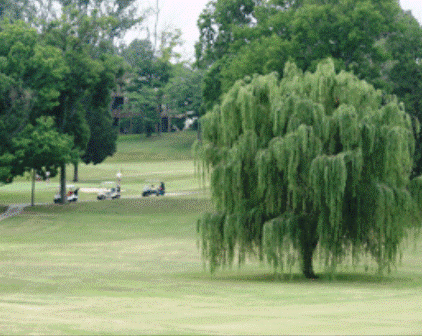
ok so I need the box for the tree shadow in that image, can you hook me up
[192,269,422,286]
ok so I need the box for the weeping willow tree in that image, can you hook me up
[196,58,422,279]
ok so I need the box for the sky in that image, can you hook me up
[127,0,422,62]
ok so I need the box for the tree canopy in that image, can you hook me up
[39,4,128,184]
[196,0,422,173]
[196,58,422,278]
[163,63,204,117]
[0,20,68,183]
[13,116,76,179]
[0,5,128,195]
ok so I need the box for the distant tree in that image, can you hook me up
[163,64,204,117]
[32,1,141,181]
[197,59,421,278]
[0,0,36,21]
[80,55,124,165]
[0,20,68,184]
[12,117,76,205]
[195,0,258,68]
[121,38,172,136]
[35,0,145,44]
[40,5,131,183]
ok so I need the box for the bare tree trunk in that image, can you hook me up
[154,0,159,51]
[31,169,35,207]
[73,162,78,182]
[60,163,66,205]
[197,119,201,140]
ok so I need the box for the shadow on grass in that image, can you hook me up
[190,269,422,286]
[24,197,214,216]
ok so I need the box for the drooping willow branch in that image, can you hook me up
[196,58,421,277]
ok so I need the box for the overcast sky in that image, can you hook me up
[127,0,422,62]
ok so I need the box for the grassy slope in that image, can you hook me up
[0,131,421,334]
[107,132,197,162]
[0,131,204,205]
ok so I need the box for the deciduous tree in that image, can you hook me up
[0,20,68,184]
[12,116,76,205]
[163,63,204,118]
[197,0,422,175]
[196,59,421,278]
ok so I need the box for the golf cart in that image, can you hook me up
[54,185,79,203]
[97,181,121,200]
[142,181,165,197]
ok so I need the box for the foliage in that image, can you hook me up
[163,63,204,117]
[0,0,36,21]
[195,0,258,68]
[12,116,76,178]
[35,0,144,44]
[196,0,422,175]
[120,38,172,136]
[81,53,122,165]
[196,59,421,278]
[40,8,127,171]
[0,20,68,183]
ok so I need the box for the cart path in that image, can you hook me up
[0,204,28,221]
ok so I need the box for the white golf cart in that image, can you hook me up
[53,185,79,203]
[97,181,121,200]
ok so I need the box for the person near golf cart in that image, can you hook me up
[142,181,165,196]
[54,185,79,203]
[158,182,165,195]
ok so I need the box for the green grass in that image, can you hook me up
[107,131,198,162]
[0,131,206,206]
[0,199,421,335]
[1,131,422,334]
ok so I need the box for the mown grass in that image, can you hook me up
[0,198,421,335]
[106,131,198,162]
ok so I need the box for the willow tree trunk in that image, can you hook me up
[73,162,78,182]
[60,163,66,204]
[301,239,319,279]
[299,216,319,279]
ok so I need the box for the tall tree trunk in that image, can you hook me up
[60,163,66,205]
[73,162,78,182]
[154,0,159,51]
[31,169,35,207]
[197,119,202,140]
